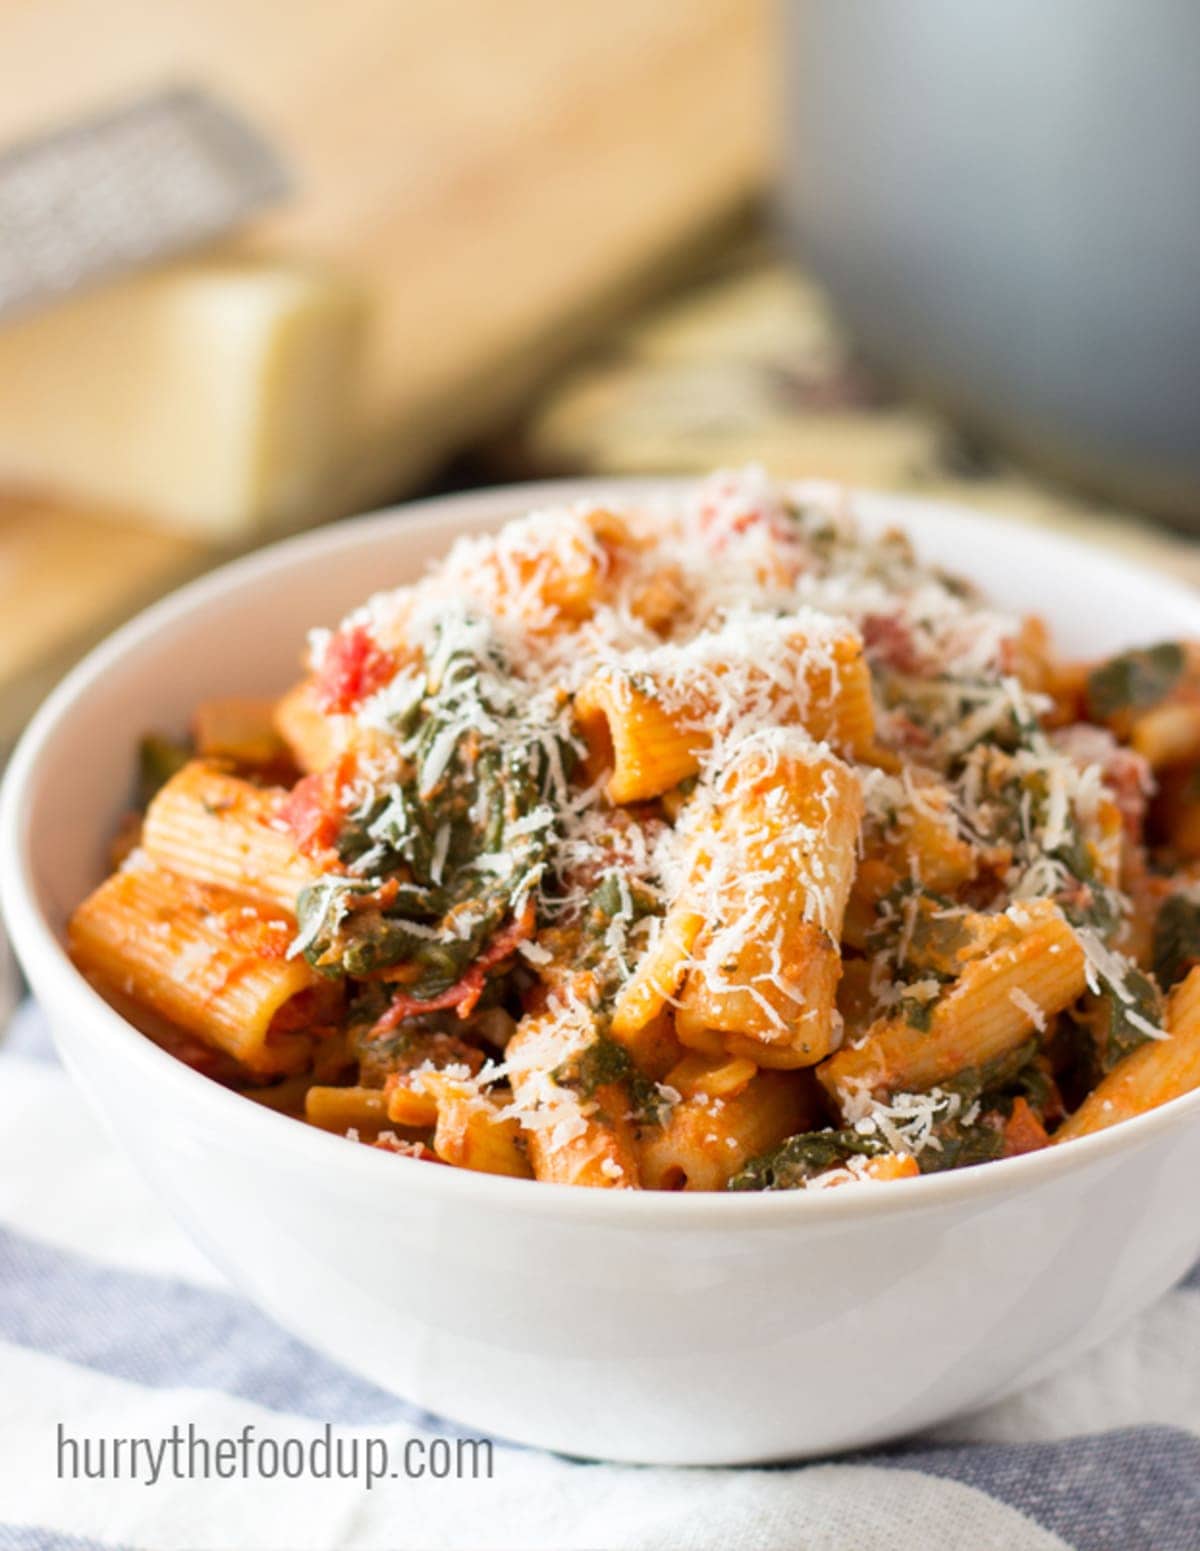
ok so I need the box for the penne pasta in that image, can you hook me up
[384,1070,532,1178]
[428,1079,531,1179]
[876,778,977,895]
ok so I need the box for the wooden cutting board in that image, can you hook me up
[0,0,768,741]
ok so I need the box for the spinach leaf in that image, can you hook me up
[137,733,192,808]
[940,1038,1040,1109]
[1153,894,1200,992]
[728,1130,889,1192]
[553,1035,669,1127]
[917,1040,1048,1173]
[1086,642,1184,721]
[302,613,576,1002]
[575,870,660,987]
[899,995,935,1032]
[1049,820,1123,938]
[915,1112,1006,1173]
[867,880,969,980]
[1089,967,1163,1075]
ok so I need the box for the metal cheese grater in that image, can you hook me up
[0,83,290,320]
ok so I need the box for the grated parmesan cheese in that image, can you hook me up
[1008,986,1047,1033]
[274,466,1169,1187]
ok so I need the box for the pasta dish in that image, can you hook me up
[69,470,1200,1190]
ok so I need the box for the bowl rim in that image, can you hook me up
[5,475,1200,1229]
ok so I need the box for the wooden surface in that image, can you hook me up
[0,0,768,508]
[0,494,211,741]
[0,1,768,741]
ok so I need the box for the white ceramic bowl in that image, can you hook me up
[4,481,1200,1467]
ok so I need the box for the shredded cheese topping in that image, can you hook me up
[86,465,1191,1193]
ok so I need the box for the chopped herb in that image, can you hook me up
[137,733,191,808]
[340,915,438,978]
[915,1039,1046,1173]
[940,1038,1040,1108]
[986,767,1122,938]
[728,1130,889,1191]
[733,1045,1047,1188]
[868,881,968,980]
[867,883,970,1030]
[299,613,575,1002]
[1153,894,1200,991]
[916,1111,1006,1173]
[900,995,935,1032]
[1086,642,1184,721]
[1049,821,1120,935]
[993,701,1042,755]
[562,1035,632,1094]
[1088,968,1163,1075]
[585,871,644,930]
[576,870,660,986]
[553,1035,670,1127]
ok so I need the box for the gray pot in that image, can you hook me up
[780,0,1200,525]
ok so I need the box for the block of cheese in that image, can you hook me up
[0,258,364,537]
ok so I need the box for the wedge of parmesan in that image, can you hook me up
[0,257,364,537]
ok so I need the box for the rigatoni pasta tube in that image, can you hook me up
[412,1073,532,1179]
[192,696,288,767]
[1054,966,1200,1141]
[503,1008,640,1188]
[876,777,976,895]
[305,1084,389,1133]
[274,678,348,774]
[1152,767,1200,859]
[69,859,334,1075]
[819,901,1086,1107]
[610,897,706,1052]
[1131,703,1200,769]
[142,761,313,913]
[639,1070,815,1191]
[460,510,611,631]
[573,624,874,804]
[858,1154,922,1182]
[675,737,863,1067]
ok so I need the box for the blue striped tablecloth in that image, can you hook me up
[1,999,1198,1551]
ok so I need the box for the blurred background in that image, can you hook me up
[1,0,1199,751]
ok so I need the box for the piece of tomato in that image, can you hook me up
[314,625,395,714]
